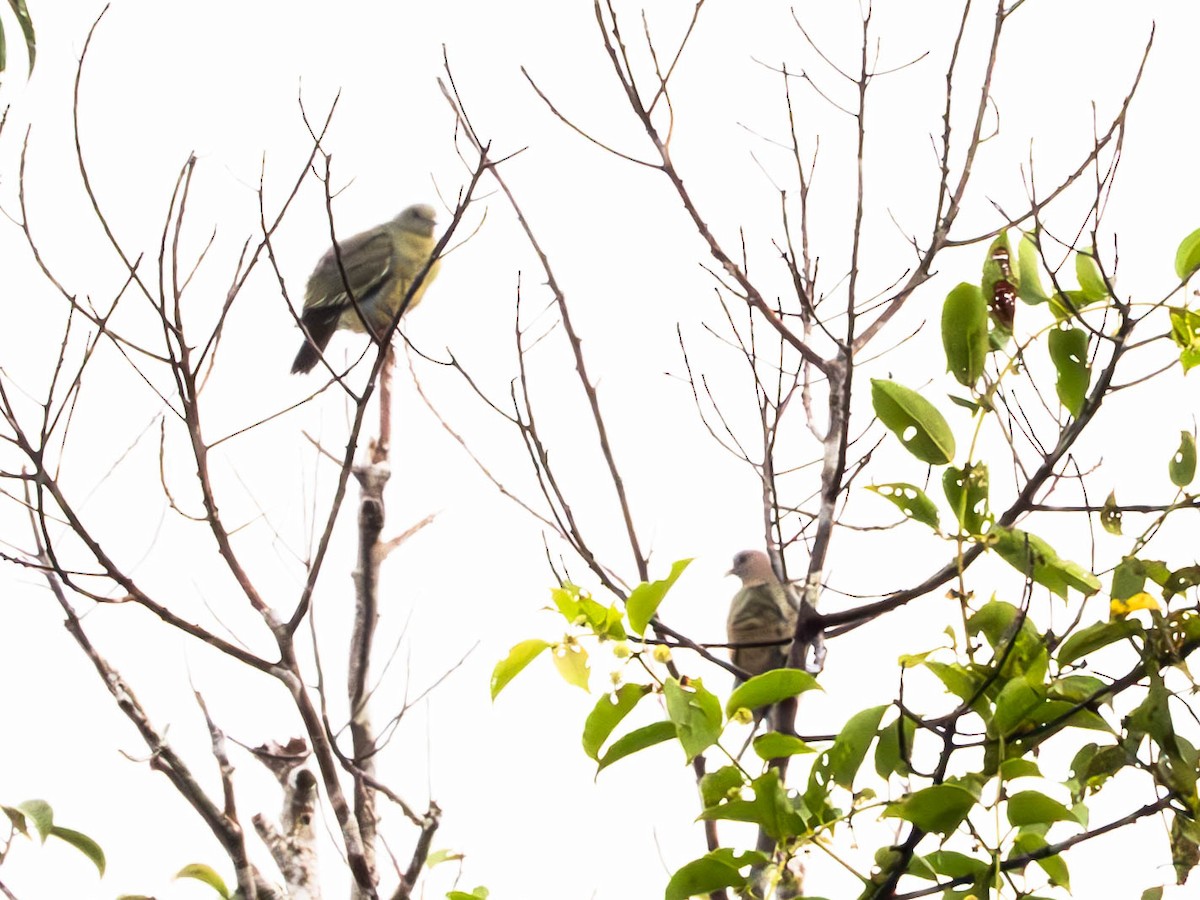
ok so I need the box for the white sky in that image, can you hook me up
[2,1,1200,898]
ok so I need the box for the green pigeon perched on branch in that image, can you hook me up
[726,549,800,683]
[291,203,442,374]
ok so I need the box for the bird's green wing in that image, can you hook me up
[304,227,395,310]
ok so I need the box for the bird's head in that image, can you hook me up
[395,204,438,236]
[727,549,775,586]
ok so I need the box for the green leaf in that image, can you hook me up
[447,889,489,900]
[1000,758,1042,780]
[871,379,956,465]
[50,826,105,877]
[16,800,52,841]
[1100,491,1122,535]
[699,766,746,809]
[1166,566,1200,600]
[552,640,590,691]
[1056,619,1142,666]
[1170,432,1197,487]
[1176,227,1200,280]
[1006,790,1080,828]
[664,677,723,762]
[1075,248,1109,302]
[1169,307,1200,373]
[826,705,888,790]
[626,558,692,636]
[425,849,463,869]
[700,770,806,838]
[725,668,820,718]
[909,850,989,880]
[1012,832,1070,889]
[753,732,816,761]
[1141,887,1165,900]
[925,660,984,701]
[490,639,551,699]
[1113,557,1153,602]
[988,526,1101,598]
[596,721,676,772]
[1018,233,1049,304]
[968,599,1046,680]
[942,282,989,387]
[665,849,768,900]
[993,677,1042,737]
[582,684,652,760]
[883,784,976,835]
[875,714,917,779]
[1048,327,1090,417]
[948,393,990,414]
[1047,674,1108,705]
[867,483,940,530]
[175,863,232,899]
[943,463,989,535]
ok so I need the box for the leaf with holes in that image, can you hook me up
[867,483,940,531]
[1101,491,1122,535]
[1048,326,1090,417]
[943,463,989,535]
[871,380,955,465]
[1170,432,1196,487]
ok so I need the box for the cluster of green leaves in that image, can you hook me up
[858,232,1200,896]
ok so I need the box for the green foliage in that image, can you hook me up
[941,282,989,387]
[1170,431,1197,487]
[753,732,815,760]
[582,683,652,760]
[1047,326,1090,417]
[175,863,232,898]
[1017,233,1050,304]
[664,677,723,762]
[1074,248,1109,301]
[867,482,940,530]
[725,668,820,718]
[988,526,1101,598]
[1175,226,1200,280]
[883,784,977,835]
[1169,307,1200,372]
[664,848,768,900]
[1100,490,1122,535]
[943,463,989,535]
[627,558,693,636]
[870,379,956,465]
[490,639,551,699]
[595,721,677,772]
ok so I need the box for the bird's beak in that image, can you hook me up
[725,567,735,577]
